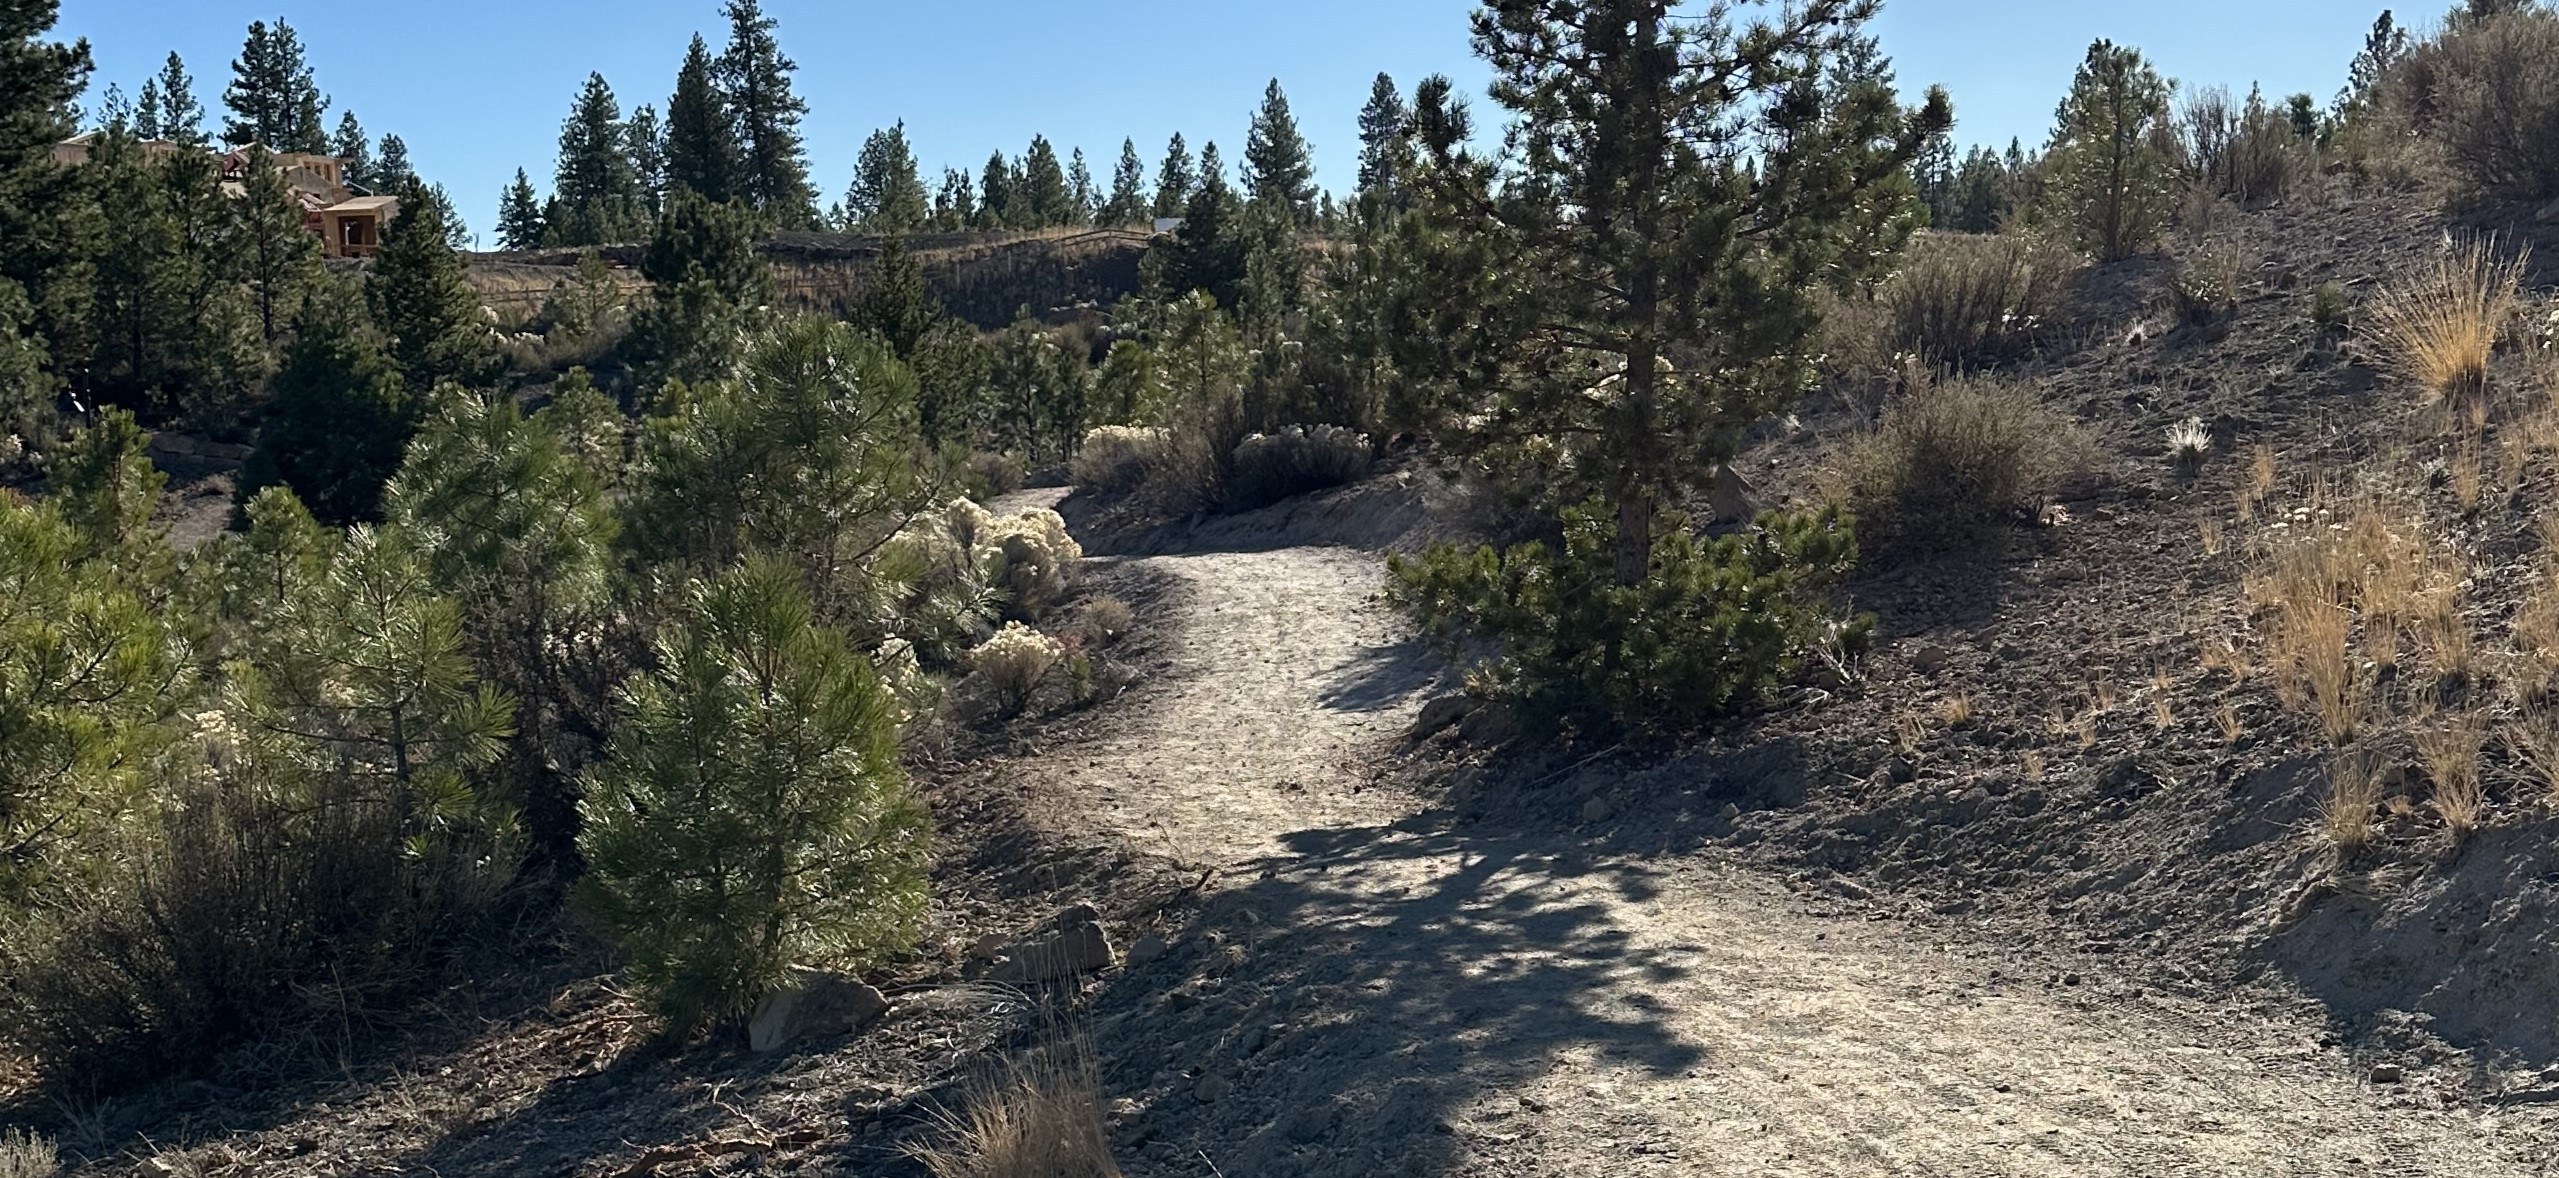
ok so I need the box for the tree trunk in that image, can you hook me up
[1614,489,1654,587]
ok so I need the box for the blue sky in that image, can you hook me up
[52,0,2382,243]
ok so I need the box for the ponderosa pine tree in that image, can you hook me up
[715,0,816,226]
[241,292,414,524]
[577,556,928,1038]
[626,103,665,212]
[1103,138,1148,225]
[857,233,932,359]
[369,177,495,393]
[332,110,373,183]
[149,52,203,143]
[976,149,1014,228]
[548,73,648,247]
[1153,131,1195,219]
[1356,72,1411,196]
[1066,146,1097,225]
[0,0,93,418]
[233,143,321,343]
[374,133,414,188]
[932,166,975,230]
[634,187,771,388]
[220,19,326,150]
[664,33,739,204]
[1244,78,1317,226]
[2046,39,2173,262]
[843,122,928,233]
[1404,0,1948,586]
[134,77,160,139]
[497,169,546,250]
[1160,142,1245,306]
[1018,135,1072,227]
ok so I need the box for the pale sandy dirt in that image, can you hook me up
[1043,537,2555,1176]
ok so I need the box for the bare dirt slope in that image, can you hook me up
[1057,530,2552,1176]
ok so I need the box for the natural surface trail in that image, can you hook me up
[1033,525,2548,1177]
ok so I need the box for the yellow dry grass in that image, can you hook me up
[2360,237,2526,412]
[912,1036,1123,1178]
[2418,711,2488,837]
[2321,751,2382,858]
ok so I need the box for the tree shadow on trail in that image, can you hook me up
[1095,825,1706,1177]
[1315,635,1443,716]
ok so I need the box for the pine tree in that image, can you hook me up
[221,19,327,149]
[1162,142,1246,307]
[0,0,92,421]
[634,188,771,388]
[369,177,495,394]
[135,77,161,139]
[548,72,648,247]
[1103,138,1147,225]
[1355,72,1410,196]
[2337,10,2410,122]
[577,555,928,1037]
[2046,39,2173,262]
[1406,0,1947,585]
[626,103,666,212]
[498,168,548,250]
[843,122,928,233]
[664,33,740,204]
[977,150,1014,228]
[1066,146,1097,225]
[715,0,816,226]
[152,51,204,142]
[933,166,975,231]
[1243,78,1317,225]
[857,232,931,360]
[1153,132,1195,220]
[374,133,414,188]
[1018,135,1071,227]
[242,293,415,524]
[233,143,321,343]
[332,110,373,184]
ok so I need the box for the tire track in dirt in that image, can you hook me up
[1058,540,2549,1176]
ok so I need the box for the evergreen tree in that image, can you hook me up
[933,166,975,231]
[626,103,666,212]
[220,19,327,149]
[498,168,547,251]
[664,33,740,204]
[977,149,1015,228]
[93,82,129,132]
[1243,78,1317,225]
[857,233,932,359]
[1153,131,1195,219]
[2337,10,2410,122]
[634,188,771,387]
[1405,0,1947,585]
[577,556,928,1037]
[241,294,414,524]
[547,72,647,247]
[1067,146,1097,225]
[134,77,161,139]
[150,52,203,143]
[374,133,414,188]
[1162,142,1246,307]
[332,109,373,184]
[2284,92,2321,139]
[1018,135,1071,227]
[2046,39,2173,261]
[1946,144,2015,232]
[1103,137,1148,225]
[0,0,93,426]
[715,0,817,225]
[369,178,495,393]
[843,122,928,233]
[234,143,321,343]
[1355,71,1410,196]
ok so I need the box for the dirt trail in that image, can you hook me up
[1054,538,2550,1176]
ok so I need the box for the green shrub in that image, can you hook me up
[1871,232,2078,370]
[2170,243,2244,327]
[1828,376,2094,548]
[1226,425,1372,511]
[1069,425,1168,493]
[2184,85,2307,208]
[2310,281,2351,329]
[2403,7,2559,200]
[577,558,930,1038]
[1388,503,1869,734]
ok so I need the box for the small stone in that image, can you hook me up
[988,920,1116,983]
[2370,1063,2403,1084]
[1580,796,1614,824]
[1409,693,1475,740]
[1127,935,1169,966]
[748,967,890,1053]
[1194,1074,1234,1103]
[1910,643,1952,675]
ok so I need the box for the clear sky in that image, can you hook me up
[50,0,2382,242]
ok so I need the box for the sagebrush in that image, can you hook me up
[1827,376,2094,547]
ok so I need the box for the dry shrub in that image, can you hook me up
[2513,577,2559,691]
[1069,426,1168,493]
[2322,751,2383,858]
[2404,7,2559,201]
[1225,425,1372,512]
[913,1036,1122,1178]
[982,509,1082,622]
[0,1130,52,1178]
[1867,232,2078,371]
[1828,376,2094,547]
[2170,242,2244,328]
[2244,497,2459,744]
[960,451,1028,501]
[2362,237,2527,410]
[966,623,1064,716]
[1080,596,1133,646]
[2184,85,2308,208]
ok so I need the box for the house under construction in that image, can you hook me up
[52,132,401,259]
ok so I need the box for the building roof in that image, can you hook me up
[324,195,399,214]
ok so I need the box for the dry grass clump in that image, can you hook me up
[1828,375,2095,548]
[0,1129,55,1178]
[1080,596,1133,646]
[1870,232,2080,370]
[2360,237,2526,413]
[2418,711,2488,837]
[2245,496,2468,744]
[912,1037,1123,1178]
[1069,426,1169,494]
[2321,751,2383,859]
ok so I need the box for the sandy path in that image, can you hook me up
[1060,541,2548,1176]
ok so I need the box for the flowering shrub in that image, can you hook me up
[967,622,1065,715]
[1070,425,1168,493]
[983,508,1082,621]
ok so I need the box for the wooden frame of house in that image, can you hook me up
[58,133,399,259]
